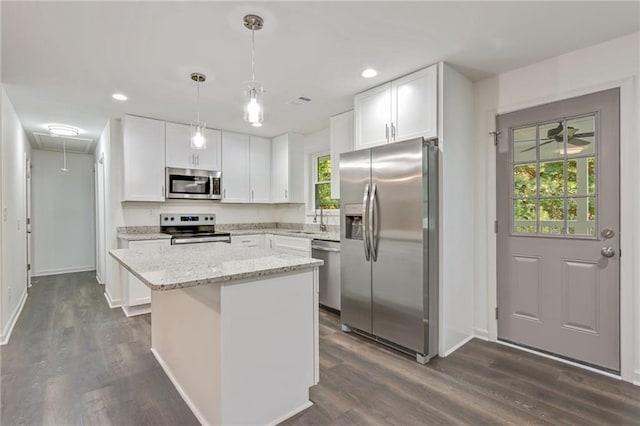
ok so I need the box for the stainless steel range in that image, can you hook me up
[160,213,231,245]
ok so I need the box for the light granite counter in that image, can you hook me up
[229,228,340,242]
[117,233,172,241]
[109,243,323,291]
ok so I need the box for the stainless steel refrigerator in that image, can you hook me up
[339,137,438,364]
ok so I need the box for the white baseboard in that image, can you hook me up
[267,401,313,426]
[442,335,475,357]
[121,304,150,317]
[95,273,104,285]
[33,266,95,277]
[497,340,622,381]
[473,327,489,341]
[1,289,28,345]
[104,290,122,308]
[633,369,640,386]
[151,348,209,426]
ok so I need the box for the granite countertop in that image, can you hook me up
[230,229,341,242]
[109,243,323,291]
[118,233,172,241]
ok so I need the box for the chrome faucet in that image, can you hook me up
[319,207,328,232]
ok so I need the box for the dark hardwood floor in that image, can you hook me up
[3,272,640,425]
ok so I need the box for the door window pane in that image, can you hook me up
[514,199,537,234]
[539,122,565,161]
[513,126,537,163]
[567,197,595,236]
[514,164,537,197]
[588,157,596,195]
[539,161,564,197]
[566,116,595,157]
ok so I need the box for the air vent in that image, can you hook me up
[32,132,94,154]
[287,96,312,105]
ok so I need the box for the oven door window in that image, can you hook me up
[170,175,210,195]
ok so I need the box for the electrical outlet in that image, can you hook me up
[8,287,12,302]
[2,208,7,222]
[17,219,20,230]
[149,209,154,216]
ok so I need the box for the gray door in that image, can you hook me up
[371,140,425,352]
[340,148,372,333]
[496,89,620,372]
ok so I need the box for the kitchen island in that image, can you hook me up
[109,243,322,425]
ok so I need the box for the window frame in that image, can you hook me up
[310,151,339,212]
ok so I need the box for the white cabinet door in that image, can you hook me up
[165,122,194,169]
[221,131,251,203]
[354,83,391,150]
[392,65,438,142]
[250,136,271,203]
[123,115,166,201]
[166,123,222,170]
[127,239,170,306]
[330,110,354,199]
[271,133,304,203]
[196,129,222,170]
[272,235,311,257]
[231,234,266,248]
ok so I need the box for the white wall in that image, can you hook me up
[473,32,640,383]
[0,88,31,344]
[31,150,95,276]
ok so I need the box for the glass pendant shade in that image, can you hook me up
[191,122,206,150]
[244,82,264,125]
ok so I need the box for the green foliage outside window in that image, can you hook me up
[315,155,339,209]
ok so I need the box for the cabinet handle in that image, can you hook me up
[391,123,396,140]
[285,189,288,199]
[223,189,226,199]
[251,190,254,201]
[385,124,389,141]
[196,154,200,166]
[192,153,195,166]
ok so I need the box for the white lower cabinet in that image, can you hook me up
[119,239,171,316]
[271,235,311,257]
[231,234,266,248]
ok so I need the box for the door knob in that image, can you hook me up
[601,228,615,239]
[601,247,615,258]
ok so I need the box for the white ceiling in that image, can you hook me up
[2,1,638,151]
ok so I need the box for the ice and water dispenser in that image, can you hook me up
[344,204,364,240]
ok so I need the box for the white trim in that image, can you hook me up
[104,289,122,308]
[151,347,210,426]
[634,369,640,386]
[0,289,28,345]
[487,76,638,383]
[309,150,339,212]
[95,273,104,285]
[32,265,95,277]
[473,327,489,341]
[441,335,474,358]
[497,340,621,381]
[120,304,150,317]
[266,401,313,426]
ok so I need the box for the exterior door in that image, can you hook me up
[496,88,620,372]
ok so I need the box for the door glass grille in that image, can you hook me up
[512,114,597,237]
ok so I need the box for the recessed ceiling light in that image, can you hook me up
[48,125,79,137]
[252,122,263,127]
[361,68,378,78]
[112,93,128,101]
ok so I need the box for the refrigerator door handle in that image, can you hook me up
[363,183,371,261]
[369,182,378,262]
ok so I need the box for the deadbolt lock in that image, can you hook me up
[601,228,615,239]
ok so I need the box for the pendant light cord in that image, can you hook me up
[196,78,201,124]
[251,27,256,83]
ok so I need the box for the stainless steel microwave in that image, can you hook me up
[165,167,222,200]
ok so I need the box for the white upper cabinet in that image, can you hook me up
[165,122,221,170]
[392,66,438,142]
[221,131,251,203]
[354,84,391,150]
[250,136,271,203]
[354,64,437,150]
[271,133,304,203]
[123,115,166,202]
[329,110,354,199]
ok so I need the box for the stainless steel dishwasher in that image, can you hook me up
[311,239,341,311]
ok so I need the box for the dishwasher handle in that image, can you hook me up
[311,245,340,253]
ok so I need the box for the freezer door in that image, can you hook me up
[339,149,372,333]
[370,139,425,352]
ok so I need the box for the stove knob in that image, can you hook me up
[204,217,208,221]
[210,216,214,220]
[170,217,174,221]
[164,217,168,221]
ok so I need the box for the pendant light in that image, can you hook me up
[61,138,69,172]
[243,14,264,127]
[190,72,207,150]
